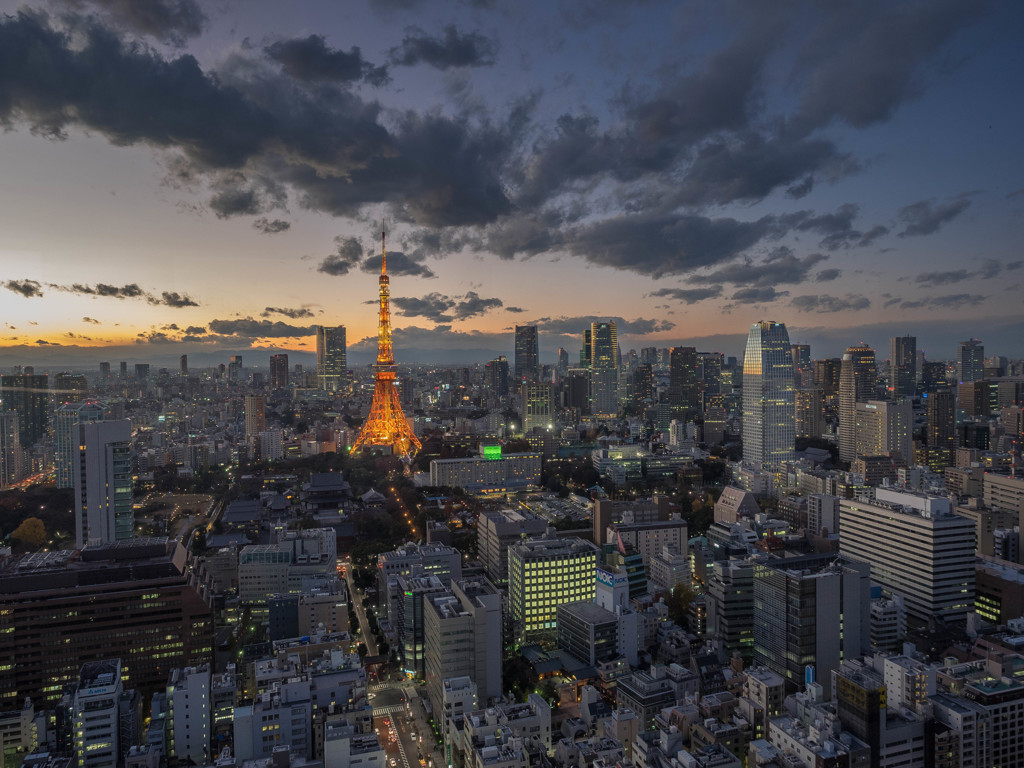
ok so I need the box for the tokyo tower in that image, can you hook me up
[350,229,422,461]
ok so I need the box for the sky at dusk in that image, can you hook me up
[0,0,1022,368]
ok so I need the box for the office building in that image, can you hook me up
[669,346,699,413]
[633,364,653,404]
[476,509,548,585]
[179,355,187,377]
[73,419,133,548]
[839,488,975,623]
[742,321,795,472]
[0,411,20,487]
[854,399,913,466]
[53,373,88,405]
[99,361,111,382]
[957,339,984,383]
[0,539,213,708]
[429,449,541,493]
[227,356,242,382]
[72,660,127,768]
[890,336,916,398]
[925,389,956,470]
[508,536,598,642]
[166,665,212,765]
[814,358,842,411]
[55,401,107,489]
[556,602,620,666]
[590,321,618,417]
[514,325,539,383]
[521,382,554,433]
[244,395,266,442]
[486,355,509,398]
[424,578,502,719]
[839,345,877,462]
[615,666,676,730]
[753,554,871,697]
[794,387,824,440]
[269,354,289,389]
[237,529,337,610]
[0,374,49,446]
[316,325,347,392]
[396,574,449,677]
[376,542,463,620]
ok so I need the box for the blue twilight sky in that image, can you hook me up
[0,0,1022,367]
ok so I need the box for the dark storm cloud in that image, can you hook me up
[674,134,853,207]
[3,279,44,298]
[60,0,206,45]
[208,173,286,219]
[691,250,827,286]
[898,197,972,237]
[452,291,503,319]
[361,251,436,278]
[184,325,206,335]
[815,269,841,282]
[265,35,389,86]
[528,315,675,335]
[392,293,456,322]
[151,291,199,307]
[262,306,314,319]
[318,237,364,276]
[730,286,787,303]
[252,217,290,235]
[915,269,972,287]
[790,294,871,313]
[390,26,496,70]
[0,13,516,229]
[648,286,724,304]
[892,294,988,311]
[207,318,314,338]
[63,282,146,299]
[789,1,989,135]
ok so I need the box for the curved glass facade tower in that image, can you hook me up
[742,321,796,471]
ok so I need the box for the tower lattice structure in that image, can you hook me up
[350,230,422,461]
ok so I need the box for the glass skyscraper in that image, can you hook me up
[589,321,618,417]
[514,325,539,383]
[742,321,795,471]
[316,325,347,392]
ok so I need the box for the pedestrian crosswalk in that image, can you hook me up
[373,704,405,716]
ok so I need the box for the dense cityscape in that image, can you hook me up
[2,1,1024,768]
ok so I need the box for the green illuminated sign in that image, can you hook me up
[482,445,502,460]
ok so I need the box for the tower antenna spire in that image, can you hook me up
[381,219,387,276]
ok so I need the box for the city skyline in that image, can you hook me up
[1,0,1023,366]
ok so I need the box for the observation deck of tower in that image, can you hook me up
[349,229,422,461]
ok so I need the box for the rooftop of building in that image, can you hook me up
[558,600,617,624]
[79,659,121,688]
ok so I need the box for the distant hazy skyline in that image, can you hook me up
[1,0,1022,367]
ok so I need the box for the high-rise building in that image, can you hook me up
[742,321,795,472]
[244,395,266,442]
[589,321,618,417]
[269,353,289,389]
[794,387,824,439]
[514,325,539,383]
[476,509,549,586]
[556,347,569,375]
[957,339,984,383]
[134,363,150,382]
[73,419,133,548]
[316,325,347,392]
[99,361,111,382]
[227,355,243,382]
[633,364,653,404]
[854,399,913,466]
[179,354,188,377]
[54,401,107,489]
[814,358,842,411]
[839,345,877,463]
[753,554,870,697]
[486,355,509,398]
[118,362,128,381]
[669,346,699,413]
[0,374,49,447]
[839,489,975,624]
[0,411,21,488]
[925,391,954,468]
[0,539,213,709]
[522,382,554,433]
[889,336,916,398]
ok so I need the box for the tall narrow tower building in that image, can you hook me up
[742,321,795,472]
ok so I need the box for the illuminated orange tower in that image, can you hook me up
[350,228,422,460]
